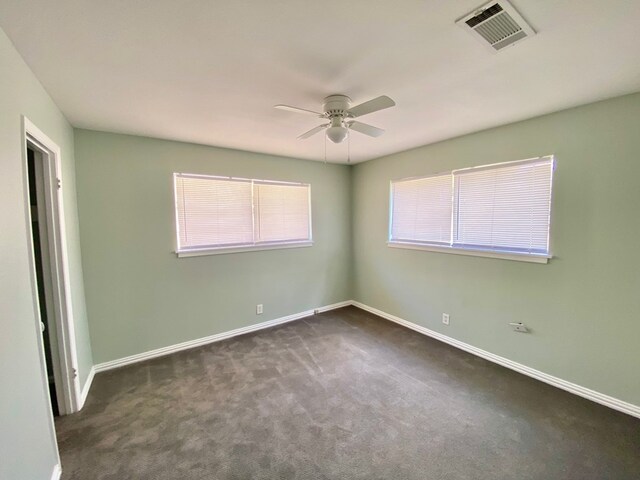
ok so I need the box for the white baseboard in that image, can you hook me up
[94,300,351,373]
[315,300,352,313]
[50,464,61,480]
[78,366,95,409]
[352,301,640,419]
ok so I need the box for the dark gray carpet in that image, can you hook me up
[56,306,640,479]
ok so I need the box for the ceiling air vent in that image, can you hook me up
[456,0,535,52]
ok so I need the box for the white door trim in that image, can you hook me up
[22,116,81,418]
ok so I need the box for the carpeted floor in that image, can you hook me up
[55,306,640,479]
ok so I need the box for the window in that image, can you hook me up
[389,156,554,262]
[174,173,312,256]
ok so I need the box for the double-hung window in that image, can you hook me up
[174,173,312,256]
[389,156,554,263]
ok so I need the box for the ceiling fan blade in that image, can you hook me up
[347,95,396,118]
[297,124,328,140]
[347,121,385,137]
[275,104,324,117]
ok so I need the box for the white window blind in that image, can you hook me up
[174,173,311,253]
[389,156,554,260]
[255,182,311,243]
[390,174,452,245]
[175,175,253,249]
[453,158,553,255]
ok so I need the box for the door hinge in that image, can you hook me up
[71,368,77,379]
[56,178,61,189]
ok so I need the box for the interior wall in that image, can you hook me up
[74,129,352,364]
[0,28,93,479]
[352,92,640,407]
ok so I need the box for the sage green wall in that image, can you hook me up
[352,92,640,406]
[74,130,352,364]
[0,28,93,479]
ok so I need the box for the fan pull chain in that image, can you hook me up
[324,131,327,164]
[347,128,351,163]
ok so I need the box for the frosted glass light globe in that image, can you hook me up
[326,126,348,144]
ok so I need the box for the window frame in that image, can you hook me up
[388,156,555,264]
[173,173,313,257]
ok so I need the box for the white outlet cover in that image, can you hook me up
[256,304,263,314]
[442,313,450,325]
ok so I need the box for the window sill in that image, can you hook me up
[177,241,313,258]
[387,241,550,264]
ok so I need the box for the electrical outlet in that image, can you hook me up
[256,304,263,315]
[442,313,450,325]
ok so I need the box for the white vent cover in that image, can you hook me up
[456,0,535,52]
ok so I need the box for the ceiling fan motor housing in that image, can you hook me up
[323,95,352,118]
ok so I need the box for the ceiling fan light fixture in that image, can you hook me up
[326,125,348,144]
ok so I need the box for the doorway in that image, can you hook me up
[28,146,62,415]
[23,117,81,417]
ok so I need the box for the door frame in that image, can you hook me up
[22,116,81,416]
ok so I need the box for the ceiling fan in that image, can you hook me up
[275,94,396,144]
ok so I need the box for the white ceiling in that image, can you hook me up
[1,0,640,163]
